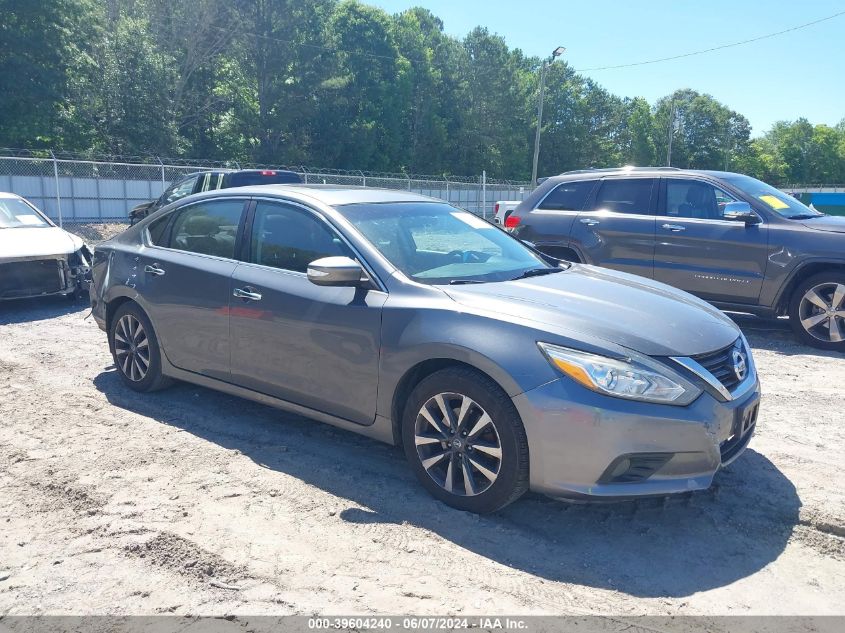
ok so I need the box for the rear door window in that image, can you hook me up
[147,214,171,245]
[538,180,597,211]
[168,199,245,259]
[589,178,656,215]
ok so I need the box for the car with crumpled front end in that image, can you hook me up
[0,192,91,300]
[89,185,760,512]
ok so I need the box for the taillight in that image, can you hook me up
[494,202,500,213]
[260,170,276,176]
[504,214,521,230]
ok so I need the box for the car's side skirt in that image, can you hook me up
[160,360,396,446]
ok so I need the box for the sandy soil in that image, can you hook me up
[0,299,843,617]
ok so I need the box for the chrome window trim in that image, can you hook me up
[668,336,757,403]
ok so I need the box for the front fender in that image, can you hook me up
[376,305,561,420]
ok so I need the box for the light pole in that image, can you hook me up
[531,46,565,187]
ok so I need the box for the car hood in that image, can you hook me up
[800,215,845,233]
[0,226,83,260]
[443,265,740,357]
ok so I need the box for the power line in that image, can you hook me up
[217,9,845,73]
[575,9,845,72]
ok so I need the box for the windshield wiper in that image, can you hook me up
[448,279,486,285]
[788,214,823,220]
[509,268,562,281]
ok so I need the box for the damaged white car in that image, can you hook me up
[0,193,92,300]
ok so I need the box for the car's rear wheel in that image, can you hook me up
[110,302,173,392]
[788,272,845,351]
[402,367,529,513]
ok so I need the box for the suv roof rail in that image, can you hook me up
[556,166,682,176]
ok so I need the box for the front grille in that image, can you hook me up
[692,340,744,392]
[0,259,65,299]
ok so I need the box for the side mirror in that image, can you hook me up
[723,202,761,225]
[307,256,369,287]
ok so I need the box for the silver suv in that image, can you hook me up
[507,167,845,350]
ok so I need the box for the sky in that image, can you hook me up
[369,0,845,136]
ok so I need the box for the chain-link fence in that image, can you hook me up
[0,150,532,243]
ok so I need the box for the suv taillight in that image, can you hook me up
[260,170,276,176]
[504,214,520,231]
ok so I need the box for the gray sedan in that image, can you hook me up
[89,186,760,512]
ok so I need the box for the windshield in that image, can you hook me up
[722,174,824,219]
[0,197,51,228]
[336,202,553,284]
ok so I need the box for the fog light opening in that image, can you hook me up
[599,453,674,484]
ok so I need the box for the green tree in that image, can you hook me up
[92,15,180,154]
[654,89,750,170]
[309,1,411,171]
[623,97,657,166]
[0,0,100,148]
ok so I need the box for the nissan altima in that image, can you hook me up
[89,185,760,512]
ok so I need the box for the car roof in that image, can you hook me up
[546,167,745,182]
[196,184,442,206]
[181,168,301,176]
[0,191,23,200]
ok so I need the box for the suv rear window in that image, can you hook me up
[227,171,302,187]
[589,179,655,214]
[538,180,596,211]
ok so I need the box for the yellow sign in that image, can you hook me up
[759,195,790,210]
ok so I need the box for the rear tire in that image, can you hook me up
[402,367,529,513]
[109,302,173,392]
[788,272,845,351]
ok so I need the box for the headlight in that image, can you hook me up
[538,342,701,405]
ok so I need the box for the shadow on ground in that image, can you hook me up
[729,314,842,358]
[94,368,800,599]
[0,295,88,325]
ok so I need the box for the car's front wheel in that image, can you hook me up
[109,302,173,392]
[789,272,845,351]
[402,367,529,513]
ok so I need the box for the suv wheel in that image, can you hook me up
[788,272,845,350]
[110,302,173,392]
[402,367,529,513]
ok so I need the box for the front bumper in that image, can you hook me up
[0,254,90,301]
[513,376,760,500]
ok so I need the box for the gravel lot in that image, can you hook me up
[0,298,843,617]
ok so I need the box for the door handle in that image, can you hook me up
[661,223,686,232]
[144,264,166,276]
[233,287,262,301]
[579,218,600,226]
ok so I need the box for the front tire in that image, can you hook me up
[402,367,529,513]
[788,272,845,351]
[109,302,173,392]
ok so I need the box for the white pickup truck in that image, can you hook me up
[493,201,521,225]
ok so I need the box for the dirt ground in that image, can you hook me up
[0,298,843,617]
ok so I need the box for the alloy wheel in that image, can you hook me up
[114,314,150,382]
[798,282,845,343]
[414,392,502,496]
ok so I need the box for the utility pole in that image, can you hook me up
[531,46,565,187]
